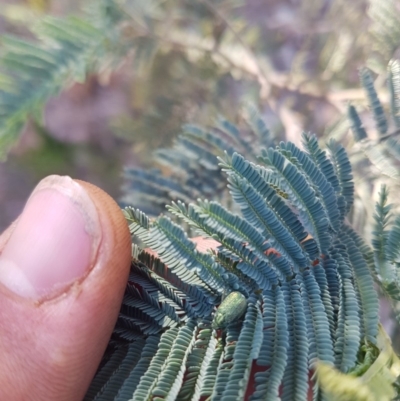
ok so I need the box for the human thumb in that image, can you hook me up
[0,175,131,401]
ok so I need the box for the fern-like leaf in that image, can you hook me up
[0,16,113,159]
[360,67,388,136]
[326,140,354,215]
[372,185,392,277]
[136,252,214,318]
[211,325,241,400]
[339,231,379,344]
[216,116,255,158]
[223,151,318,260]
[299,270,335,367]
[259,147,332,254]
[84,344,133,401]
[89,114,385,400]
[251,286,288,401]
[312,263,335,344]
[151,320,197,400]
[279,141,341,232]
[84,338,146,401]
[228,172,306,272]
[221,297,263,401]
[114,335,162,401]
[388,60,400,128]
[168,200,278,291]
[281,279,309,401]
[243,103,275,150]
[152,216,230,295]
[182,124,237,157]
[176,321,217,401]
[331,248,361,372]
[131,328,180,400]
[348,105,368,142]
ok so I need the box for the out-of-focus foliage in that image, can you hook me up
[369,0,400,64]
[315,326,400,401]
[3,0,400,235]
[1,0,400,233]
[122,105,275,216]
[1,0,400,162]
[346,60,400,238]
[0,2,126,159]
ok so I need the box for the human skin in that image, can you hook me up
[0,176,131,401]
[0,176,312,400]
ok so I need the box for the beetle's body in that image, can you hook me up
[212,291,247,329]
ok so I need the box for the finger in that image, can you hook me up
[0,175,131,401]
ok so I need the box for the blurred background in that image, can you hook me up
[1,0,398,231]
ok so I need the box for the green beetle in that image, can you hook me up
[212,291,248,330]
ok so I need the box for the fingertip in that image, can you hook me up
[0,176,131,400]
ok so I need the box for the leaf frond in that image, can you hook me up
[359,67,388,136]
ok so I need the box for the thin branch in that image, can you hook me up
[127,22,271,92]
[198,0,271,98]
